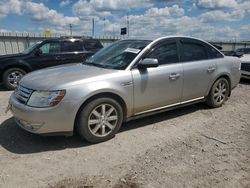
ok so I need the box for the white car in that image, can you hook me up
[240,54,250,79]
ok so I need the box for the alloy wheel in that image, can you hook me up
[213,81,227,104]
[88,104,118,137]
[7,71,24,88]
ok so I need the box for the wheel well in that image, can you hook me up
[74,92,128,129]
[1,65,31,80]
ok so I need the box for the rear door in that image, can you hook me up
[131,39,183,114]
[60,40,86,64]
[179,38,218,101]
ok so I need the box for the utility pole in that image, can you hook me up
[127,13,129,38]
[103,17,106,36]
[92,18,95,37]
[69,24,72,36]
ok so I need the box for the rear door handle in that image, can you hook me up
[207,67,216,73]
[55,56,67,61]
[169,73,180,80]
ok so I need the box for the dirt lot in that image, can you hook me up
[0,81,249,188]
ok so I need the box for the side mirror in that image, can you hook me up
[138,58,159,69]
[35,49,43,56]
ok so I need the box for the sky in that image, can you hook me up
[0,0,249,41]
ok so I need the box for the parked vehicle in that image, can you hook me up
[240,54,250,79]
[8,36,241,143]
[0,37,103,89]
[234,47,250,57]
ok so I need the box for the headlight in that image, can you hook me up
[27,90,66,108]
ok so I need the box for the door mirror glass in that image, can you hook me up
[138,58,159,69]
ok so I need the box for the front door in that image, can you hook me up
[29,41,62,70]
[131,40,183,114]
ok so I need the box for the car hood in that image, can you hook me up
[240,54,250,63]
[0,53,27,61]
[20,64,118,90]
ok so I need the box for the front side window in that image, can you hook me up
[21,41,42,54]
[85,40,151,70]
[39,42,61,54]
[146,41,179,65]
[181,41,207,62]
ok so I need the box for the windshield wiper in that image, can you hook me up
[85,62,106,68]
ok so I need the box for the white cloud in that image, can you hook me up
[196,0,239,9]
[60,0,71,7]
[72,0,153,19]
[25,2,80,27]
[0,0,24,18]
[145,5,184,17]
[199,9,245,22]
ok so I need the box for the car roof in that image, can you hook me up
[124,36,210,43]
[41,37,100,43]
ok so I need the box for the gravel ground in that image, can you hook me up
[0,81,249,188]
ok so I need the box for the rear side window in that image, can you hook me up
[245,48,250,54]
[207,45,223,59]
[181,41,207,62]
[146,41,179,65]
[83,40,103,51]
[61,41,83,52]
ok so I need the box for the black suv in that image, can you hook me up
[0,37,103,89]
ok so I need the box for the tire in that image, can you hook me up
[3,68,26,90]
[76,97,123,143]
[206,78,230,108]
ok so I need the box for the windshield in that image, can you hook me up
[21,41,42,54]
[85,40,151,70]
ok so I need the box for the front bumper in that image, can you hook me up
[9,94,75,135]
[241,70,250,79]
[241,62,250,79]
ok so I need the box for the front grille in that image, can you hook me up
[15,85,33,104]
[241,63,250,72]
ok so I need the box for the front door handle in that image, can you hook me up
[169,73,180,80]
[55,56,61,60]
[207,67,216,73]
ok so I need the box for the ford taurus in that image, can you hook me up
[8,36,241,143]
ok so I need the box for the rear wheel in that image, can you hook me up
[206,78,230,108]
[3,68,26,90]
[76,98,123,143]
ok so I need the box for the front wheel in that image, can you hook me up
[206,78,230,108]
[76,98,123,143]
[3,68,26,90]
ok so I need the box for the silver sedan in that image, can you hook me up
[8,36,241,143]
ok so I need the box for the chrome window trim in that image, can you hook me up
[134,96,205,116]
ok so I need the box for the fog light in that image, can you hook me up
[17,119,44,131]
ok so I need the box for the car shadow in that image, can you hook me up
[0,84,11,91]
[240,78,250,85]
[120,103,208,132]
[0,103,208,155]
